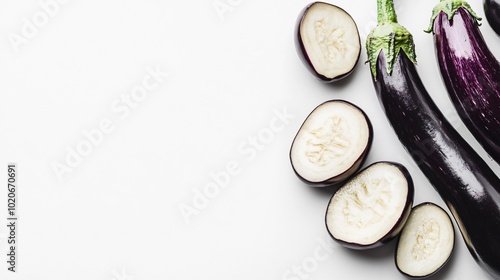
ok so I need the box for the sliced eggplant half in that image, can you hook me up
[290,100,372,186]
[325,162,414,249]
[295,2,361,82]
[396,203,455,279]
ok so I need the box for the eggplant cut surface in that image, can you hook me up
[396,203,455,279]
[325,162,414,249]
[295,2,361,82]
[290,100,372,186]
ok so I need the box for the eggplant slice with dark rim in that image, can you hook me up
[295,2,361,82]
[367,0,500,277]
[396,202,455,279]
[325,162,414,249]
[290,100,373,186]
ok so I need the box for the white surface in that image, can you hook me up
[0,0,498,279]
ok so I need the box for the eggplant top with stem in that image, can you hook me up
[366,0,417,79]
[425,0,500,165]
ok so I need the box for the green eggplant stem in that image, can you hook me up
[425,0,481,33]
[377,0,398,23]
[367,0,416,78]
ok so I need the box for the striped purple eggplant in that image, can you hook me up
[367,0,500,278]
[426,0,500,164]
[485,0,500,35]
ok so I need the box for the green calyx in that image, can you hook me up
[367,0,417,78]
[425,0,481,33]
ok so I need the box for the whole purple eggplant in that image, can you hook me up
[367,0,500,278]
[485,0,500,35]
[426,0,500,165]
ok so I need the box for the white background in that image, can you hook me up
[0,0,499,279]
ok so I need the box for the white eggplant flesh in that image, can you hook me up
[295,2,361,82]
[325,162,414,249]
[290,100,372,186]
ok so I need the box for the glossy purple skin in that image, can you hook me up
[372,51,500,279]
[294,2,361,82]
[485,0,500,35]
[325,161,414,250]
[432,8,500,165]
